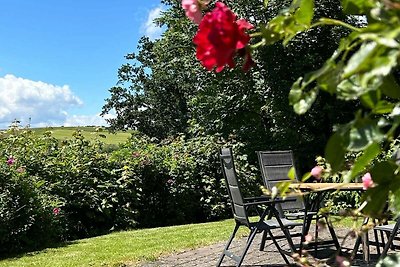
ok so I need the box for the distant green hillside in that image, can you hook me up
[32,126,133,145]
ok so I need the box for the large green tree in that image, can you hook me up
[102,0,359,169]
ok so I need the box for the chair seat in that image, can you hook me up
[375,223,400,233]
[285,211,318,220]
[263,218,303,228]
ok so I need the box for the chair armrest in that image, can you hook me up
[243,197,296,207]
[244,196,271,202]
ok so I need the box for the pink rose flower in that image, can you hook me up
[193,2,254,72]
[182,0,203,25]
[53,207,60,215]
[6,157,15,166]
[311,166,323,180]
[362,172,373,190]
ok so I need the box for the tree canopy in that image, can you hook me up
[102,0,360,169]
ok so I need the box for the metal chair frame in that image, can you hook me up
[217,148,302,267]
[371,217,400,260]
[256,150,340,252]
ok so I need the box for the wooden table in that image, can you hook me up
[289,182,364,192]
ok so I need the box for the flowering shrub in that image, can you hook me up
[0,128,259,255]
[110,133,259,226]
[0,156,62,255]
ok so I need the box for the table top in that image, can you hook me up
[288,182,364,192]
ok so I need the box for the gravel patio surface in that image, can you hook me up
[139,227,385,267]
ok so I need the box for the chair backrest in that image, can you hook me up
[219,148,250,227]
[257,150,305,212]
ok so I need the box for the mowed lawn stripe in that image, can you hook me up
[0,219,246,267]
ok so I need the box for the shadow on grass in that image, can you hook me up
[0,239,79,261]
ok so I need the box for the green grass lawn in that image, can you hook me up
[31,126,133,145]
[0,217,359,267]
[0,219,247,267]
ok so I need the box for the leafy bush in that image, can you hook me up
[110,133,260,227]
[0,158,61,255]
[0,128,261,255]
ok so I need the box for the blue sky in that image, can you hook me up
[0,0,164,128]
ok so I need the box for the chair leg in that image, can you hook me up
[325,215,340,249]
[379,224,400,259]
[259,230,268,251]
[299,213,313,255]
[373,229,381,255]
[216,223,240,267]
[315,217,319,255]
[236,228,258,267]
[266,228,291,265]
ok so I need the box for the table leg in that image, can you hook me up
[362,230,370,263]
[351,217,370,263]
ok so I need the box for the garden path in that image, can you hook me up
[138,228,381,267]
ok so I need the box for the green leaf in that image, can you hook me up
[344,43,399,88]
[261,0,314,46]
[302,172,311,182]
[369,161,397,185]
[391,178,400,217]
[325,132,346,172]
[380,74,400,99]
[277,181,291,196]
[292,88,318,115]
[317,60,343,94]
[372,101,395,114]
[361,185,389,218]
[336,75,375,100]
[341,0,374,14]
[289,77,318,115]
[360,90,381,109]
[287,167,296,180]
[293,0,314,26]
[343,42,378,78]
[347,118,384,151]
[260,20,285,45]
[347,142,380,181]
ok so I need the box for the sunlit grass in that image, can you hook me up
[0,219,246,267]
[32,126,133,145]
[0,216,357,267]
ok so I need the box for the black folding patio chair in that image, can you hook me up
[217,148,302,267]
[256,150,340,251]
[371,216,400,260]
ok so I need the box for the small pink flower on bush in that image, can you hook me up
[362,172,373,190]
[16,167,25,173]
[6,157,15,166]
[53,207,60,216]
[182,0,204,25]
[311,166,323,180]
[132,152,141,158]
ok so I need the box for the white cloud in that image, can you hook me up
[142,6,165,40]
[63,113,115,127]
[0,74,83,128]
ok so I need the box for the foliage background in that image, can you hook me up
[0,129,260,255]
